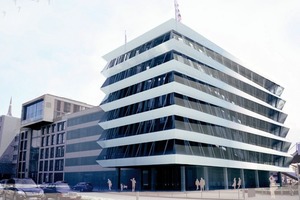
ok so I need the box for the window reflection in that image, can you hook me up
[171,31,284,97]
[104,32,171,71]
[102,72,174,105]
[22,100,44,122]
[173,52,285,110]
[174,93,287,137]
[174,72,287,123]
[102,51,173,88]
[98,139,287,167]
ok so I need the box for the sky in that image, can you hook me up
[0,0,299,143]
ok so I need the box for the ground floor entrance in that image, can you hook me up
[115,165,279,191]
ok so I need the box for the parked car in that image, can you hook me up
[0,183,2,196]
[0,179,6,196]
[43,181,81,200]
[3,178,44,200]
[72,182,93,192]
[0,179,8,196]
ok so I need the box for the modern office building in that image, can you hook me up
[97,19,292,191]
[64,106,114,189]
[18,94,93,181]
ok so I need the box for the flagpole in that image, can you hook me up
[174,0,182,22]
[124,30,127,53]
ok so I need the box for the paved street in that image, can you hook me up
[79,189,300,200]
[1,188,299,200]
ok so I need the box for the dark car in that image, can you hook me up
[3,178,44,200]
[43,181,81,200]
[72,182,93,192]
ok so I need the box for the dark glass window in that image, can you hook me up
[39,161,43,171]
[98,139,287,167]
[45,148,49,159]
[172,31,283,97]
[63,102,71,113]
[56,100,61,111]
[105,32,171,70]
[102,51,173,87]
[173,52,284,109]
[44,160,48,171]
[67,111,104,127]
[174,116,290,152]
[102,72,174,105]
[100,116,175,141]
[49,160,54,171]
[40,149,44,159]
[174,93,288,137]
[173,72,287,123]
[55,159,64,171]
[105,93,174,121]
[50,147,54,158]
[22,100,44,121]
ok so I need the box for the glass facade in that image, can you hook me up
[171,31,284,98]
[103,32,171,71]
[102,51,287,124]
[98,19,291,191]
[99,139,288,167]
[22,100,44,123]
[63,108,106,188]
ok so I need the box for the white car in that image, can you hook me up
[3,178,44,200]
[0,179,8,196]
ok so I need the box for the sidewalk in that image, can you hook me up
[80,189,300,200]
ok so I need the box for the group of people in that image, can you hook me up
[107,177,136,192]
[196,177,242,191]
[195,178,205,191]
[232,177,242,189]
[107,174,280,198]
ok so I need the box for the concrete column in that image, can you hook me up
[224,168,228,189]
[204,167,209,190]
[180,166,186,191]
[151,168,156,191]
[255,170,259,188]
[240,169,245,189]
[116,168,121,190]
[277,172,282,186]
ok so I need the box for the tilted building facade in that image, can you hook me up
[97,19,292,191]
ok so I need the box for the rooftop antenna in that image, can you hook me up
[174,0,182,22]
[7,97,12,116]
[124,30,127,53]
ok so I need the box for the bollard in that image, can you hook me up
[136,191,139,200]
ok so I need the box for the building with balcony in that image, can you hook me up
[97,19,292,191]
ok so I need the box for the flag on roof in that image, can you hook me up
[174,0,182,22]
